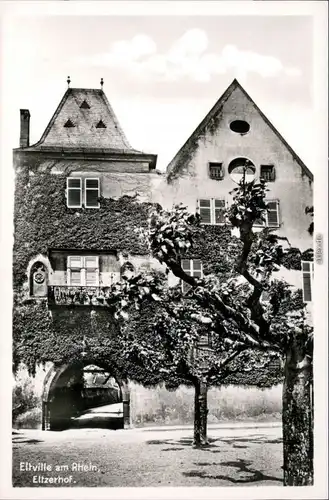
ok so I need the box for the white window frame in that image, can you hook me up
[254,199,280,228]
[181,259,203,294]
[197,198,226,225]
[302,261,314,303]
[66,177,82,208]
[67,256,99,286]
[84,178,100,209]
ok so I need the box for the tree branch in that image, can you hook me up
[206,347,245,380]
[163,255,278,351]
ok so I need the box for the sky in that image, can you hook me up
[3,13,317,172]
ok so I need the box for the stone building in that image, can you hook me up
[13,79,313,431]
[158,79,313,308]
[13,81,160,430]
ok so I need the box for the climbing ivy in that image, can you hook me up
[13,171,154,288]
[13,169,157,378]
[13,169,310,387]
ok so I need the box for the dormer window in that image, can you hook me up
[209,162,224,180]
[64,119,75,128]
[260,165,276,182]
[96,120,106,129]
[80,100,90,109]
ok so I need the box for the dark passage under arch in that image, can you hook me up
[42,361,129,431]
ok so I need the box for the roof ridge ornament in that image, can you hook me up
[100,77,104,89]
[67,76,71,88]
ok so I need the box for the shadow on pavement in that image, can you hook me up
[183,458,282,484]
[147,434,282,452]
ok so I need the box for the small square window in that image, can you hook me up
[181,259,203,294]
[209,162,224,180]
[260,165,275,182]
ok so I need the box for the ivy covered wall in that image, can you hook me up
[13,164,159,377]
[13,163,312,384]
[13,170,155,289]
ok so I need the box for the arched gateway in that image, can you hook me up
[42,360,130,431]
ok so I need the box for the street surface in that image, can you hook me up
[12,423,283,487]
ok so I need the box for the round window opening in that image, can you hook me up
[228,157,256,184]
[230,120,250,134]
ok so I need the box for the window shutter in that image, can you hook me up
[70,270,82,285]
[198,199,211,224]
[67,178,82,208]
[267,201,279,227]
[214,199,226,224]
[68,256,83,269]
[67,256,82,285]
[302,261,313,302]
[86,270,97,286]
[85,256,99,285]
[302,272,312,302]
[85,256,99,268]
[85,178,100,208]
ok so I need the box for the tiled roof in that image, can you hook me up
[29,88,139,151]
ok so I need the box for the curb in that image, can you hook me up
[131,422,282,432]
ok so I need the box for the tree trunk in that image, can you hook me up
[193,378,208,447]
[282,341,313,486]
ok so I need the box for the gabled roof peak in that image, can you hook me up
[166,79,313,182]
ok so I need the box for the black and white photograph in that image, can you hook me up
[0,1,327,498]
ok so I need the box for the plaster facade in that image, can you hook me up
[13,80,313,430]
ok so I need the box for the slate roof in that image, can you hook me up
[166,79,313,182]
[24,88,142,153]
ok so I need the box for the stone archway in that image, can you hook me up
[42,360,130,431]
